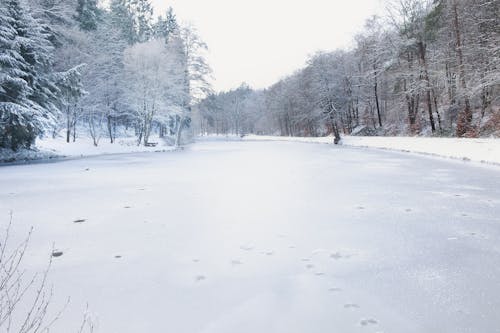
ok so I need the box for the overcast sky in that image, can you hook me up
[150,0,385,92]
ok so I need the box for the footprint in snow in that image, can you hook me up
[195,275,206,282]
[360,318,378,326]
[115,255,122,259]
[52,250,64,258]
[124,206,131,209]
[344,304,360,309]
[330,252,343,260]
[73,219,86,223]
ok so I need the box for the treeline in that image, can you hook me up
[0,0,211,151]
[198,0,499,141]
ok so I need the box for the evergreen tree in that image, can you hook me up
[134,0,153,43]
[0,0,60,150]
[109,0,137,44]
[75,0,100,31]
[154,6,179,43]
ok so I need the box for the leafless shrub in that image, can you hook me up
[1,212,95,333]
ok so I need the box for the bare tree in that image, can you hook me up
[1,213,96,333]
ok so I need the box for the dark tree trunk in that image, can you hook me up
[373,63,382,128]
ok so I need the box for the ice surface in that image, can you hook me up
[1,139,500,332]
[242,134,500,165]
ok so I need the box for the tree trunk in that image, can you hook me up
[452,0,472,136]
[107,115,114,144]
[175,117,184,147]
[373,63,382,128]
[66,106,71,143]
[417,41,436,133]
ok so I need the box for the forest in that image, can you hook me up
[197,0,499,142]
[1,0,499,155]
[0,0,211,151]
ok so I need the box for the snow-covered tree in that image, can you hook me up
[0,0,60,150]
[75,0,100,31]
[153,6,178,43]
[123,39,187,146]
[109,0,137,44]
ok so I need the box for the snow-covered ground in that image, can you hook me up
[0,136,176,163]
[37,136,176,157]
[1,139,500,332]
[242,135,500,165]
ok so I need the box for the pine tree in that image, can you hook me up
[134,0,153,43]
[75,0,100,31]
[0,0,60,150]
[154,6,179,43]
[109,0,137,44]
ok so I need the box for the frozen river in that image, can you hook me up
[1,139,500,333]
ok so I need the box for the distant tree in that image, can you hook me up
[172,25,212,146]
[74,0,100,31]
[56,65,86,143]
[134,0,153,43]
[154,6,179,43]
[109,0,137,44]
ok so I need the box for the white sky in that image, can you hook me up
[150,0,385,92]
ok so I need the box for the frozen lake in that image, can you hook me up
[1,139,500,333]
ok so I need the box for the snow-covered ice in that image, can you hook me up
[1,139,500,332]
[242,134,500,165]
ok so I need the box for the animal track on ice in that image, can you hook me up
[195,275,206,282]
[359,318,378,326]
[330,252,343,260]
[52,250,64,258]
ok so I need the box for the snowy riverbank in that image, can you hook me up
[0,136,176,163]
[2,134,499,166]
[241,135,500,166]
